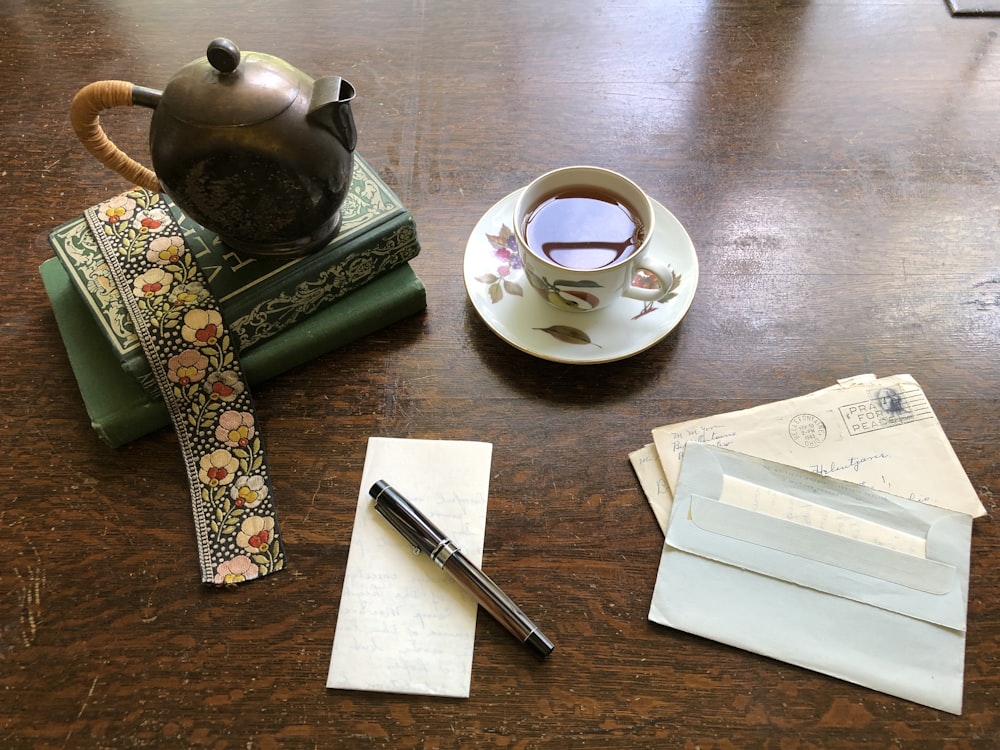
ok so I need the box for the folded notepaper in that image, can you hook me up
[327,437,493,697]
[648,442,973,714]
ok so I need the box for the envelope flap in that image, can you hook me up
[688,494,955,593]
[666,444,972,631]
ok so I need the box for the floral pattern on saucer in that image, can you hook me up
[477,225,524,303]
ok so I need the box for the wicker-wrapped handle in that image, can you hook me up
[70,80,161,192]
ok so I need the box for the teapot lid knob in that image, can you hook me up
[206,38,241,74]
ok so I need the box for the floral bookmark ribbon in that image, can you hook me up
[85,188,285,586]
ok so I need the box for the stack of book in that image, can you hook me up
[41,154,426,447]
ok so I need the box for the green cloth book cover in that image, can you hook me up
[41,257,426,447]
[48,154,420,393]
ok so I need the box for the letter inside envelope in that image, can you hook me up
[648,442,973,714]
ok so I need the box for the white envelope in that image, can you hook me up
[649,442,973,714]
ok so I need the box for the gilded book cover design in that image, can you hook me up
[49,155,420,392]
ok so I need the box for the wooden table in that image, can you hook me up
[3,1,998,747]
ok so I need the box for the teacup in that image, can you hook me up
[513,166,675,312]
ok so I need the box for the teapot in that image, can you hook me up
[71,38,357,258]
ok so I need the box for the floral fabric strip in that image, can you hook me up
[85,188,285,586]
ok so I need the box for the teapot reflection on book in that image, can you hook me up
[71,38,357,258]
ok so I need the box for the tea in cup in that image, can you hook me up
[513,166,674,312]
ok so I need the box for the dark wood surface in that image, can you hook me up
[3,1,999,747]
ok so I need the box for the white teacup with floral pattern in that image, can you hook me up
[513,166,675,312]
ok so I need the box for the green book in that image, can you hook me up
[48,154,420,394]
[41,256,426,448]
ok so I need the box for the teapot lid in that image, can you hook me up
[161,38,303,126]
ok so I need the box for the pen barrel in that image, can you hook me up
[443,552,541,644]
[371,480,448,555]
[369,480,553,658]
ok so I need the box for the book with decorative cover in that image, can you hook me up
[40,256,426,447]
[48,153,420,394]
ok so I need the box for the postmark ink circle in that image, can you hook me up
[788,413,827,448]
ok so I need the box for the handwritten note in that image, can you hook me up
[326,437,493,698]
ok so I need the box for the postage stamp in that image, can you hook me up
[839,385,932,435]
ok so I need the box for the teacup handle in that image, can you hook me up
[622,256,676,302]
[70,80,162,192]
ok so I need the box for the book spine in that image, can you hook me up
[42,256,427,448]
[229,213,421,349]
[47,153,419,397]
[115,213,421,393]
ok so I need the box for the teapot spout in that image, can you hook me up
[308,76,357,152]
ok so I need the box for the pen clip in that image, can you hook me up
[370,480,444,557]
[374,499,431,555]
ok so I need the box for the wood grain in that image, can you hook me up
[2,1,998,747]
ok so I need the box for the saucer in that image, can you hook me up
[463,188,699,364]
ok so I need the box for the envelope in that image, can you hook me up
[628,443,673,535]
[650,373,986,519]
[648,442,973,714]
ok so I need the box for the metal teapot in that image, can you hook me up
[71,38,357,258]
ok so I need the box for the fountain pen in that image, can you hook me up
[370,480,555,658]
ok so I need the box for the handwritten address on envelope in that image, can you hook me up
[648,374,986,519]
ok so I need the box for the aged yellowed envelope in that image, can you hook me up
[649,373,985,519]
